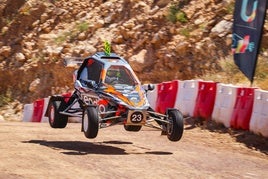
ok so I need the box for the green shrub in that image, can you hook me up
[76,21,89,32]
[176,11,188,23]
[0,90,12,107]
[226,1,235,14]
[167,4,179,23]
[55,31,72,44]
[167,1,189,23]
[180,28,190,38]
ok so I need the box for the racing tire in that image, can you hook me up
[124,125,142,132]
[166,109,184,142]
[83,107,99,139]
[48,100,68,128]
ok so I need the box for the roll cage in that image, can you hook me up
[76,52,140,87]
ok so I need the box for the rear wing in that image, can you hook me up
[63,57,84,68]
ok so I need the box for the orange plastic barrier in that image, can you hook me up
[230,87,255,130]
[32,99,45,122]
[156,80,179,114]
[193,81,217,119]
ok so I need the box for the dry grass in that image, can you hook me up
[198,55,268,90]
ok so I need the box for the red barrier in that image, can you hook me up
[32,99,45,122]
[156,80,179,114]
[62,92,72,103]
[230,87,255,130]
[193,81,217,120]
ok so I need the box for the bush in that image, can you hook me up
[167,1,189,23]
[0,90,12,107]
[76,21,89,32]
[180,28,190,38]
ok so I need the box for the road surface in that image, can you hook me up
[0,120,267,179]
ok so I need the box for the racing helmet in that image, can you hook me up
[107,67,121,78]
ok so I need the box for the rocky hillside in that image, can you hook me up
[0,0,267,108]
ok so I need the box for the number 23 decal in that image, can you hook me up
[130,112,143,123]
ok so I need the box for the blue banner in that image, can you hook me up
[232,0,267,83]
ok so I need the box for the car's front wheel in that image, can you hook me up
[83,107,99,139]
[166,109,184,142]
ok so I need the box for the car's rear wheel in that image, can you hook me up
[124,125,142,132]
[83,107,99,138]
[48,100,68,128]
[166,109,184,142]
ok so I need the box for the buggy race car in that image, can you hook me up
[45,52,184,141]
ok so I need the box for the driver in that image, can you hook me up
[105,68,121,85]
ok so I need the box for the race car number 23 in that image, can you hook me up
[130,111,143,123]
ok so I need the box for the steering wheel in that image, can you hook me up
[112,78,128,85]
[108,77,118,85]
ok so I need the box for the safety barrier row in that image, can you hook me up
[22,97,49,123]
[22,79,268,138]
[147,80,268,138]
[22,92,81,124]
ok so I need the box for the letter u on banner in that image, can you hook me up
[241,0,258,22]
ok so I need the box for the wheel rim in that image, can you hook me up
[49,105,55,124]
[99,104,106,113]
[83,110,89,132]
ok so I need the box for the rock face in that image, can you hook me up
[0,0,267,104]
